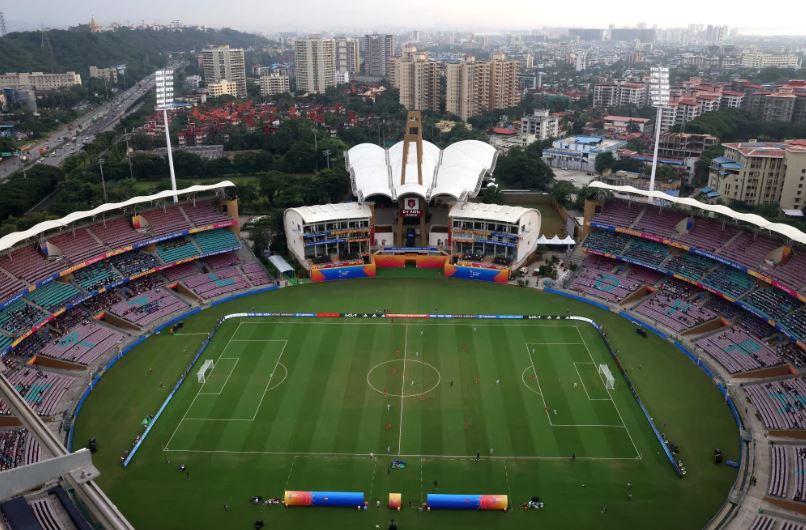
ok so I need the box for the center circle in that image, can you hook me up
[366,359,441,398]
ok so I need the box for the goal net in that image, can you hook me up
[197,360,214,384]
[598,364,615,390]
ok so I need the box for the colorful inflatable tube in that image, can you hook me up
[284,491,365,507]
[426,493,508,511]
[388,493,402,510]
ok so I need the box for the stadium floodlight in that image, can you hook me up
[155,69,178,203]
[648,66,670,204]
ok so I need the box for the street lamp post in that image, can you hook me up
[648,66,670,205]
[322,149,332,170]
[155,69,178,202]
[98,157,108,203]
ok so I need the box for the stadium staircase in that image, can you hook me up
[628,206,647,228]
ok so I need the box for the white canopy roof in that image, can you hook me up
[537,235,576,245]
[0,181,234,254]
[449,202,535,224]
[346,140,498,202]
[286,203,372,224]
[589,181,806,246]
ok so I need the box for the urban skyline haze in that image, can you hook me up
[6,0,806,36]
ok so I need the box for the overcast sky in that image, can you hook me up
[9,0,806,35]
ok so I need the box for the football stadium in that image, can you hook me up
[1,113,805,530]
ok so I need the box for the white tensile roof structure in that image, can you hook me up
[589,181,806,245]
[345,140,498,202]
[449,202,535,224]
[0,181,235,254]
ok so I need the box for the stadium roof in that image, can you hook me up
[588,181,806,245]
[449,202,537,224]
[285,203,372,224]
[0,181,235,254]
[345,140,498,202]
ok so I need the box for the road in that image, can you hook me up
[0,68,168,180]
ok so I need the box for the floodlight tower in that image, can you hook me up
[648,66,670,204]
[155,69,178,202]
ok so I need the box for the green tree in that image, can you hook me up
[595,152,615,174]
[551,181,577,208]
[494,147,554,190]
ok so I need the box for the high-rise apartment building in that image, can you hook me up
[294,36,337,94]
[363,34,395,77]
[207,79,238,98]
[520,109,559,140]
[445,53,520,121]
[709,141,806,209]
[592,81,648,108]
[335,37,361,76]
[199,45,247,98]
[741,50,801,69]
[390,47,441,112]
[259,72,291,97]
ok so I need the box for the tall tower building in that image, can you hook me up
[446,53,520,121]
[294,35,337,94]
[335,37,361,75]
[199,45,247,98]
[391,46,441,112]
[363,34,396,77]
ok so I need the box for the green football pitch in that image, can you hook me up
[72,278,739,529]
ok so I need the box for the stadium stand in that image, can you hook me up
[695,328,783,374]
[591,198,644,227]
[744,378,806,431]
[633,206,687,238]
[0,300,47,336]
[72,261,122,292]
[768,445,806,504]
[24,282,83,312]
[0,428,28,471]
[781,308,806,344]
[751,515,806,530]
[182,200,232,226]
[108,251,160,277]
[676,218,741,253]
[718,232,781,271]
[47,228,106,263]
[89,216,142,248]
[155,236,200,263]
[743,288,801,324]
[0,358,74,416]
[163,261,202,281]
[634,279,716,332]
[108,288,188,327]
[778,342,806,367]
[192,229,241,255]
[139,205,192,237]
[621,238,670,269]
[703,296,774,339]
[570,256,646,303]
[0,245,65,284]
[84,291,121,315]
[39,322,126,365]
[0,273,26,303]
[183,266,250,300]
[665,252,715,282]
[700,264,757,300]
[768,253,806,294]
[582,230,632,255]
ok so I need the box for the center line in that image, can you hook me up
[398,324,408,455]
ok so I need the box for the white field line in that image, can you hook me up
[164,321,243,450]
[198,358,239,396]
[572,362,611,401]
[575,326,642,459]
[162,447,641,461]
[398,323,408,455]
[524,343,552,425]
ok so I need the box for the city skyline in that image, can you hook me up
[6,0,806,36]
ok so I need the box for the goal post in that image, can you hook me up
[598,364,615,390]
[197,359,214,384]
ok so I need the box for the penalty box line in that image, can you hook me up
[161,447,641,461]
[574,326,642,460]
[525,343,627,429]
[164,323,286,450]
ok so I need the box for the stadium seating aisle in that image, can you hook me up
[182,266,250,300]
[181,200,232,227]
[0,245,66,285]
[39,322,126,366]
[751,515,806,530]
[47,228,106,263]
